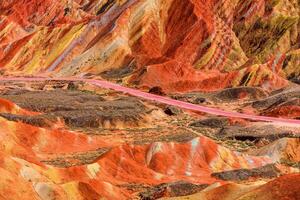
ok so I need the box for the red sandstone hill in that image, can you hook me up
[0,0,299,92]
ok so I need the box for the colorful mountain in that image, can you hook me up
[0,0,300,199]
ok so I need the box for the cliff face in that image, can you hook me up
[0,0,299,92]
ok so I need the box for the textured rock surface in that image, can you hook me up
[0,81,298,199]
[0,0,299,92]
[162,174,300,200]
[0,0,300,199]
[0,92,273,199]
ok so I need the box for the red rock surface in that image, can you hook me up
[0,81,298,199]
[0,0,300,199]
[163,174,300,200]
[0,0,299,92]
[0,97,275,199]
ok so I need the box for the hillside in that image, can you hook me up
[0,0,299,199]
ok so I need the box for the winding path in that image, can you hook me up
[1,76,300,126]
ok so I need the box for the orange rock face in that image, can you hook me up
[0,99,246,196]
[0,81,298,199]
[0,99,273,199]
[0,0,298,92]
[163,174,300,200]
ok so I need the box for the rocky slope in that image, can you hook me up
[0,0,299,92]
[0,79,298,199]
[0,0,300,199]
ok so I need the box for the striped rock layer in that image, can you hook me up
[0,97,274,199]
[0,0,299,92]
[0,1,300,199]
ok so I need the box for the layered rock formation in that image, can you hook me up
[0,80,298,199]
[0,0,300,199]
[0,0,299,92]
